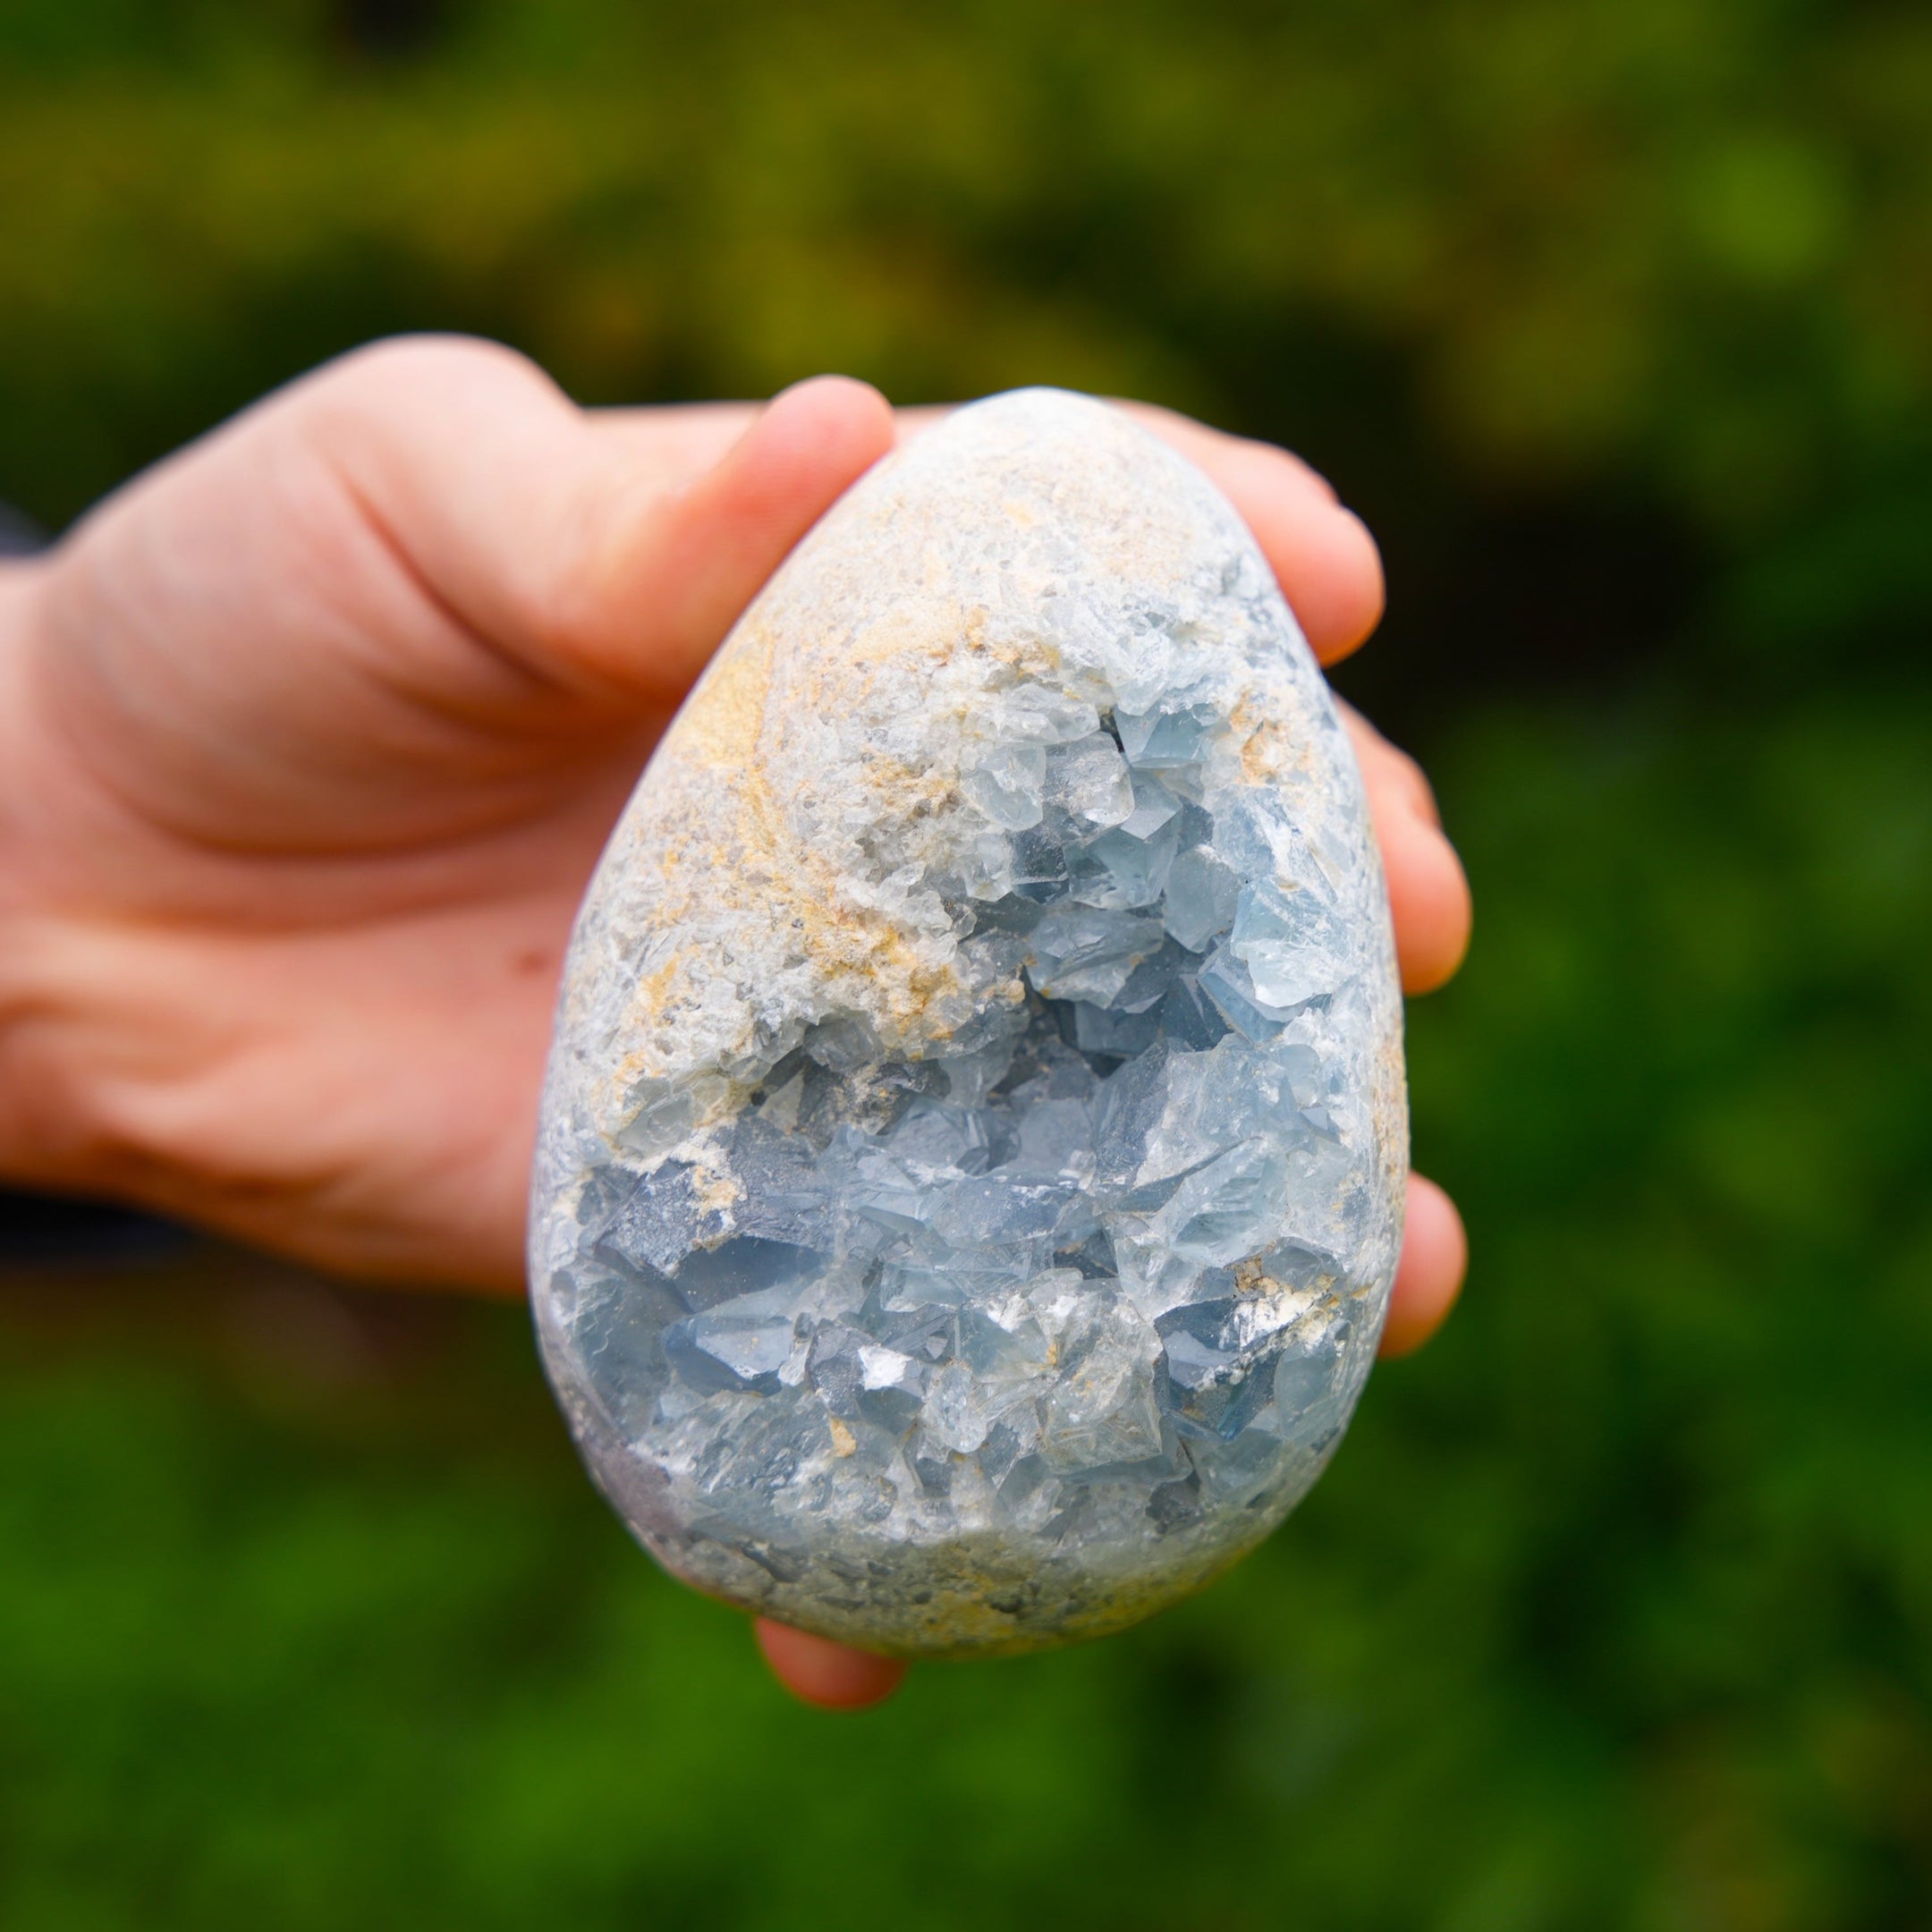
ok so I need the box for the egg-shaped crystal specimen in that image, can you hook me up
[530,389,1406,1656]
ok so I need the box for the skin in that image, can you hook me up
[0,337,1472,1711]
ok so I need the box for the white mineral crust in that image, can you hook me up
[530,388,1407,1655]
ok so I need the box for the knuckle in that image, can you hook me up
[301,335,551,440]
[333,332,532,391]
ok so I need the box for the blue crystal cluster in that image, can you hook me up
[531,387,1403,1653]
[554,699,1385,1646]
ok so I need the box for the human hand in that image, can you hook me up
[0,338,1470,1704]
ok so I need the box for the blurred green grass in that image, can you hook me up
[2,2,1929,1926]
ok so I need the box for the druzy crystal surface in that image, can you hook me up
[530,389,1407,1655]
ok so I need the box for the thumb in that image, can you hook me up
[307,336,897,707]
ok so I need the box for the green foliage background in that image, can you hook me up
[2,3,1928,1926]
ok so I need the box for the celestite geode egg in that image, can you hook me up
[529,388,1407,1655]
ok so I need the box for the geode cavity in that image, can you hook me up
[530,388,1407,1655]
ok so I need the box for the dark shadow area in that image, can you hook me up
[0,1191,193,1271]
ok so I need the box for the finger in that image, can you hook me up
[591,375,897,695]
[1108,402,1385,665]
[1340,704,1471,995]
[1379,1174,1467,1358]
[754,1618,908,1710]
[585,401,763,486]
[309,338,896,707]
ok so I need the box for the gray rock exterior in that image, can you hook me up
[530,389,1407,1655]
